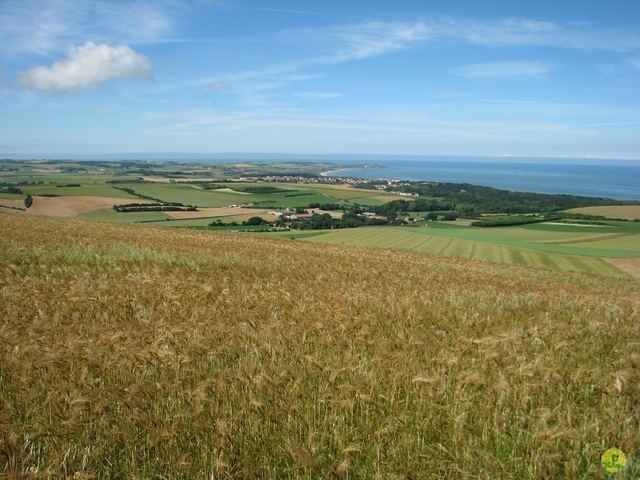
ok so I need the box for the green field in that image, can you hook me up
[115,182,389,208]
[288,183,382,200]
[113,183,247,206]
[0,192,24,200]
[266,222,637,276]
[4,159,639,278]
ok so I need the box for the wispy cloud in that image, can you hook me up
[0,0,79,56]
[327,21,431,61]
[243,6,334,17]
[432,17,640,51]
[0,0,179,57]
[17,42,152,94]
[141,102,624,139]
[210,81,232,93]
[203,21,431,105]
[210,16,640,106]
[451,61,556,79]
[283,16,640,61]
[294,92,343,99]
[92,1,176,45]
[441,17,560,47]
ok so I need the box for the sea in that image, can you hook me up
[323,158,640,201]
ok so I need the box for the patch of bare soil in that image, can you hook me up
[214,188,251,194]
[604,258,640,278]
[0,199,26,211]
[373,195,412,202]
[166,207,271,219]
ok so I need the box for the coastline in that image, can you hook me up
[320,161,640,201]
[320,168,351,177]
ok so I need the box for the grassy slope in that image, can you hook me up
[1,212,639,479]
[282,226,632,276]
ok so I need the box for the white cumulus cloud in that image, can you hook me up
[17,42,152,94]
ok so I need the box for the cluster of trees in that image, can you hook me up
[470,215,558,227]
[283,211,391,230]
[209,219,240,227]
[1,180,45,194]
[209,216,272,228]
[0,185,23,194]
[208,211,392,231]
[199,180,243,189]
[368,199,456,219]
[15,180,45,185]
[106,179,148,184]
[202,183,226,190]
[297,199,460,222]
[111,186,164,203]
[308,202,342,210]
[113,202,196,213]
[381,182,632,214]
[283,192,313,198]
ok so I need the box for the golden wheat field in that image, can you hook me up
[1,212,639,479]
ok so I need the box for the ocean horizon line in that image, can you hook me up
[4,152,640,165]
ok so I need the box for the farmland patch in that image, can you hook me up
[566,205,640,220]
[301,226,630,275]
[165,207,272,220]
[28,196,150,217]
[604,257,640,277]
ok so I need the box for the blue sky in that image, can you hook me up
[1,0,640,160]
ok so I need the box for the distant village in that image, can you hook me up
[240,174,419,197]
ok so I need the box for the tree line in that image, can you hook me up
[360,181,636,215]
[113,202,196,213]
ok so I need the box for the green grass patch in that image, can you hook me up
[290,183,382,201]
[0,192,24,200]
[122,183,261,207]
[300,226,632,276]
[229,185,295,194]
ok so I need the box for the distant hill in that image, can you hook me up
[1,212,638,478]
